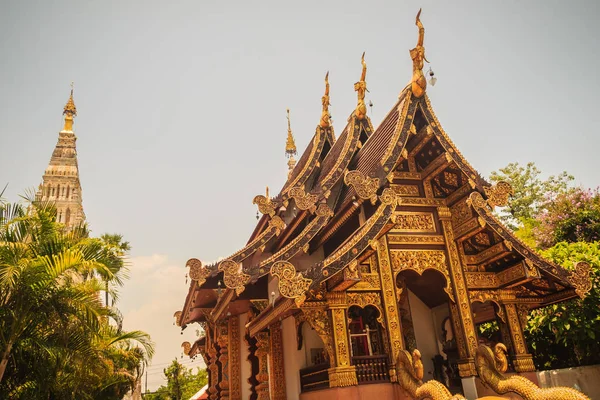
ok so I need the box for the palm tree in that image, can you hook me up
[0,196,154,398]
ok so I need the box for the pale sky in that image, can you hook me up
[1,0,599,390]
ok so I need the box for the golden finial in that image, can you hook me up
[354,52,368,120]
[285,109,297,176]
[410,9,429,97]
[285,108,297,157]
[319,71,331,128]
[62,82,77,132]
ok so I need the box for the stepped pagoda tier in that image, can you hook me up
[176,11,591,400]
[35,85,86,230]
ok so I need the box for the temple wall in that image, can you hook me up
[408,290,438,381]
[282,316,303,400]
[239,313,252,400]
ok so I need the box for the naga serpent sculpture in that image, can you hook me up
[475,344,589,400]
[396,348,466,400]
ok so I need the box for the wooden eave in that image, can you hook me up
[247,297,296,337]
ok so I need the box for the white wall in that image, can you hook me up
[431,303,450,357]
[408,290,439,382]
[239,313,252,400]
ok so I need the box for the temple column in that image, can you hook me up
[501,303,535,372]
[438,206,478,377]
[255,332,270,400]
[326,292,358,387]
[269,322,287,400]
[208,335,219,400]
[217,323,230,400]
[375,235,403,381]
[228,316,241,400]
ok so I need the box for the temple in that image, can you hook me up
[35,84,86,230]
[176,11,591,400]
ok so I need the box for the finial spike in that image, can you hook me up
[62,83,77,132]
[285,108,297,158]
[319,71,331,128]
[354,53,368,120]
[410,9,428,97]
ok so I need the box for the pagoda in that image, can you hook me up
[35,85,86,230]
[176,11,591,400]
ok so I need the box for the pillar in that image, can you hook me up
[326,292,358,387]
[217,323,230,400]
[255,332,270,400]
[375,235,404,381]
[269,322,287,400]
[438,206,478,377]
[228,316,241,400]
[208,335,219,400]
[502,303,535,372]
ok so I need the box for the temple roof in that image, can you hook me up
[177,11,590,329]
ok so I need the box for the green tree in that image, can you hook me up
[489,163,599,370]
[0,195,154,399]
[489,162,573,229]
[147,359,208,400]
[526,242,600,369]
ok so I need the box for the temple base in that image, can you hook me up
[300,382,411,400]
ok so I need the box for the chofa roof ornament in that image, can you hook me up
[410,9,429,98]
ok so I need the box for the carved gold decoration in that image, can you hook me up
[173,311,182,327]
[569,261,592,298]
[350,273,381,290]
[439,206,478,374]
[347,292,384,325]
[465,272,500,288]
[451,199,472,229]
[390,250,455,301]
[475,344,589,400]
[228,316,241,400]
[376,236,402,381]
[328,366,358,388]
[391,184,420,197]
[207,336,219,400]
[271,261,312,307]
[393,212,436,232]
[300,305,335,362]
[320,71,331,128]
[218,259,250,295]
[181,341,191,356]
[344,170,379,205]
[253,186,276,217]
[186,258,211,287]
[269,322,287,400]
[288,186,318,213]
[255,332,270,400]
[388,234,444,245]
[410,9,428,98]
[217,323,230,399]
[397,349,466,399]
[354,52,368,119]
[484,181,513,209]
[504,303,528,356]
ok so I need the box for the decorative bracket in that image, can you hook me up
[483,181,513,209]
[569,261,592,298]
[218,259,250,295]
[270,261,312,307]
[344,170,379,205]
[289,186,318,213]
[253,186,277,217]
[186,258,211,287]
